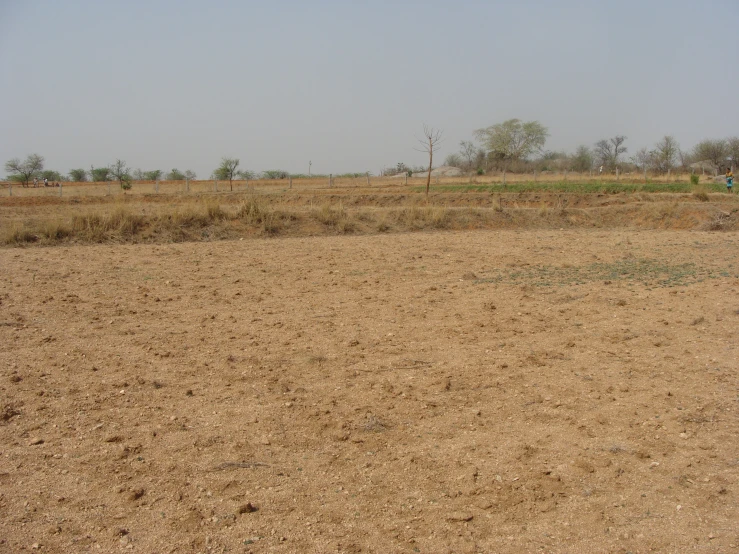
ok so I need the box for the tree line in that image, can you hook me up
[6,123,738,188]
[441,119,738,177]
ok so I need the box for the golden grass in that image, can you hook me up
[2,188,738,246]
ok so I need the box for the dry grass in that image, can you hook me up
[2,187,739,247]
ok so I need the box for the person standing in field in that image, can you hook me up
[33,177,38,187]
[726,167,734,193]
[44,177,48,187]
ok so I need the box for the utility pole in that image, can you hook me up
[309,161,312,178]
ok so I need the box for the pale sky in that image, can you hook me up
[1,0,737,177]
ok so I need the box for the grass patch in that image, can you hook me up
[418,181,727,195]
[476,258,716,288]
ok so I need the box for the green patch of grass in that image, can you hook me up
[415,181,727,195]
[476,258,717,288]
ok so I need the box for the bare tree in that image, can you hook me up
[416,125,443,198]
[460,140,478,171]
[611,136,627,167]
[594,136,627,170]
[654,136,679,174]
[631,147,655,180]
[726,136,739,171]
[693,139,727,174]
[4,153,44,187]
[475,119,548,184]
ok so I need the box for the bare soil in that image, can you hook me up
[1,229,738,553]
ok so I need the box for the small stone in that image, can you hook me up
[237,502,256,514]
[128,488,145,501]
[31,543,40,550]
[29,438,44,446]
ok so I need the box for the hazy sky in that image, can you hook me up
[1,0,737,177]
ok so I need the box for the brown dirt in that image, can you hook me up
[1,229,738,553]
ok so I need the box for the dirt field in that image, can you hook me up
[1,229,738,553]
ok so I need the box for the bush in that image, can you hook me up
[690,174,699,185]
[477,168,485,175]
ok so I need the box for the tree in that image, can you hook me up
[444,153,463,168]
[261,170,289,179]
[570,145,594,172]
[475,119,548,183]
[167,168,186,180]
[653,136,679,173]
[184,170,197,180]
[631,147,655,180]
[144,170,163,181]
[459,140,480,171]
[693,139,727,173]
[594,136,627,170]
[90,166,111,182]
[41,170,64,182]
[237,169,256,180]
[4,154,44,187]
[214,157,240,191]
[725,136,739,170]
[415,124,443,197]
[109,159,132,190]
[69,168,88,182]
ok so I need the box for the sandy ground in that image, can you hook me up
[1,229,738,553]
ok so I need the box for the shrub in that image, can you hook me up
[690,174,699,185]
[693,191,709,202]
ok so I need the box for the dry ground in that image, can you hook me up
[1,228,738,553]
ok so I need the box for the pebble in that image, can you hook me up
[29,438,44,446]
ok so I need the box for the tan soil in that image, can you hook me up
[1,229,737,553]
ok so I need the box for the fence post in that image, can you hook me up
[366,172,370,186]
[8,182,11,196]
[616,167,619,180]
[643,168,647,182]
[329,174,332,188]
[107,181,111,196]
[564,169,568,181]
[59,182,63,197]
[155,179,159,193]
[289,176,292,189]
[214,180,218,192]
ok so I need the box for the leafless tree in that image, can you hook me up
[654,136,679,174]
[416,125,443,198]
[594,136,627,170]
[460,140,478,171]
[693,139,727,174]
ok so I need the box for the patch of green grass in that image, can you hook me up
[415,181,726,195]
[476,258,718,288]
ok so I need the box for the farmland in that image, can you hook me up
[1,179,738,553]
